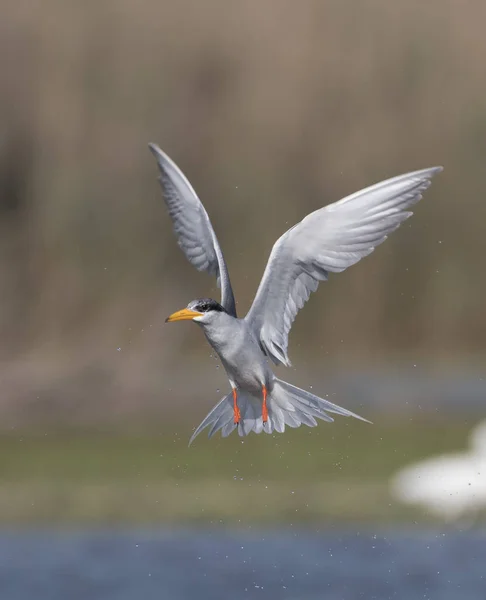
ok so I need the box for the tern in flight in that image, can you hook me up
[149,143,441,444]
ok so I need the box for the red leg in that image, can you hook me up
[262,385,268,423]
[232,387,241,424]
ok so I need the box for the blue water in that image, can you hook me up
[0,528,484,600]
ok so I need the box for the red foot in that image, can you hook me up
[232,388,241,424]
[262,385,268,423]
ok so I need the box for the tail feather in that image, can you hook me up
[221,418,237,439]
[188,378,371,445]
[208,409,230,438]
[188,392,234,446]
[240,400,256,436]
[283,410,301,428]
[291,397,333,423]
[277,379,370,422]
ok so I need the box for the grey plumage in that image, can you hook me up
[149,143,237,317]
[245,167,442,366]
[188,378,370,446]
[149,143,442,443]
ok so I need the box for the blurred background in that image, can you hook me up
[1,1,486,598]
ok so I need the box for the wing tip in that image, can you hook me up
[148,142,168,166]
[148,142,161,155]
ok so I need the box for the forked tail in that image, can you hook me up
[188,378,371,445]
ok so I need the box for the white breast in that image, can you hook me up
[202,314,273,394]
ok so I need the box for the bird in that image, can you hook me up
[148,142,442,444]
[390,420,486,522]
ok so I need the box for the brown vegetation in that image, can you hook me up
[1,1,485,424]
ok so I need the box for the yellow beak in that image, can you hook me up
[165,308,203,323]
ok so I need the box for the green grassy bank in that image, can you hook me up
[0,419,476,525]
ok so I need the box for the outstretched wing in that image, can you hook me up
[245,167,442,365]
[149,143,237,316]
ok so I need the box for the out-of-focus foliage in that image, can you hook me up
[1,0,485,424]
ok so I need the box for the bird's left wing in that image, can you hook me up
[245,167,442,366]
[149,144,237,316]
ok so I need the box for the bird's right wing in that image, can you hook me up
[245,167,442,366]
[149,144,237,317]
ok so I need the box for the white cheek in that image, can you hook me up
[193,314,206,323]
